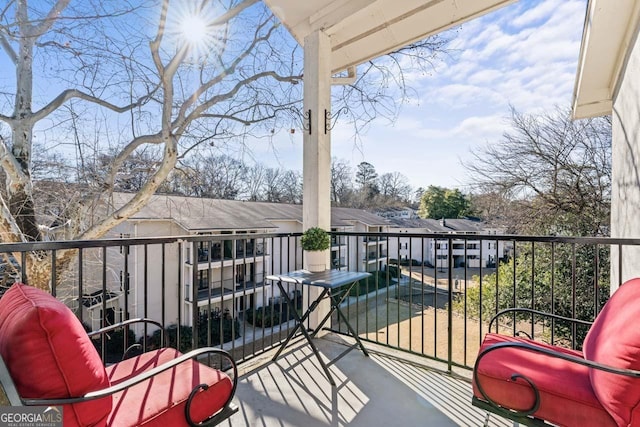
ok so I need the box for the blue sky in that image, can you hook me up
[246,0,587,192]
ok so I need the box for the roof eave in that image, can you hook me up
[572,0,640,120]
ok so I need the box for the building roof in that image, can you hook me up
[387,217,485,233]
[572,0,640,118]
[110,193,388,231]
[375,207,416,216]
[263,0,514,74]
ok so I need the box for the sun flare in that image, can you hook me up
[167,3,224,63]
[180,14,208,46]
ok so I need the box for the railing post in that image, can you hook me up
[447,237,453,372]
[192,241,199,351]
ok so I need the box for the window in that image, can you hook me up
[198,270,209,290]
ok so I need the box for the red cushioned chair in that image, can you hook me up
[0,283,238,426]
[472,277,640,427]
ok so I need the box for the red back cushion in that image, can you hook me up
[583,278,640,426]
[0,283,111,426]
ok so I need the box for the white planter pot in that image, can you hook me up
[305,250,327,272]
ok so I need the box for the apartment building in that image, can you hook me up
[375,207,418,221]
[386,217,508,268]
[75,193,389,330]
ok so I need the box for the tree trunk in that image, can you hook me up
[9,0,39,242]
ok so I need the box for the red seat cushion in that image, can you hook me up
[473,333,615,427]
[106,348,233,426]
[0,283,111,426]
[583,278,640,426]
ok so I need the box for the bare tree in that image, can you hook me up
[465,107,611,236]
[0,0,451,287]
[330,158,353,206]
[0,0,302,286]
[240,165,301,203]
[242,162,266,201]
[334,37,450,137]
[262,167,283,202]
[278,169,302,204]
[184,153,246,199]
[378,171,412,203]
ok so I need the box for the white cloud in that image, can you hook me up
[451,114,507,141]
[427,84,505,110]
[467,69,503,85]
[511,0,560,28]
[246,0,589,190]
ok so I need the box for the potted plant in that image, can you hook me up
[301,227,331,272]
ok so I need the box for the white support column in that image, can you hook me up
[303,30,332,331]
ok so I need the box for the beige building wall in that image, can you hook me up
[611,30,640,290]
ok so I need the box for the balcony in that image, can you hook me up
[227,334,505,426]
[362,236,388,243]
[363,251,387,261]
[185,276,265,304]
[331,236,347,247]
[0,231,623,425]
[332,257,347,268]
[189,241,267,266]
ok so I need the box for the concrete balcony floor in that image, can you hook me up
[227,334,511,427]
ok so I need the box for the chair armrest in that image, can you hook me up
[21,347,238,407]
[488,308,593,333]
[473,340,640,417]
[88,318,165,357]
[87,318,164,338]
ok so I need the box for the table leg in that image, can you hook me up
[271,282,327,357]
[309,282,352,337]
[334,306,369,356]
[309,280,369,357]
[272,281,306,361]
[271,281,336,385]
[333,281,370,356]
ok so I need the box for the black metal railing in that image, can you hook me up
[328,232,640,371]
[1,231,639,373]
[0,233,303,366]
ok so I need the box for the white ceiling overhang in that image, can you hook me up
[572,0,640,119]
[264,0,515,75]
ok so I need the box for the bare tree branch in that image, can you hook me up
[0,32,17,64]
[30,0,71,37]
[210,0,260,26]
[79,136,178,240]
[32,88,153,122]
[465,107,611,235]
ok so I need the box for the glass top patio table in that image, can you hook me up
[266,269,372,386]
[266,269,372,289]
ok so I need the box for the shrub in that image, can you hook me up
[348,270,395,296]
[146,313,241,352]
[301,227,331,251]
[87,326,138,363]
[245,293,303,327]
